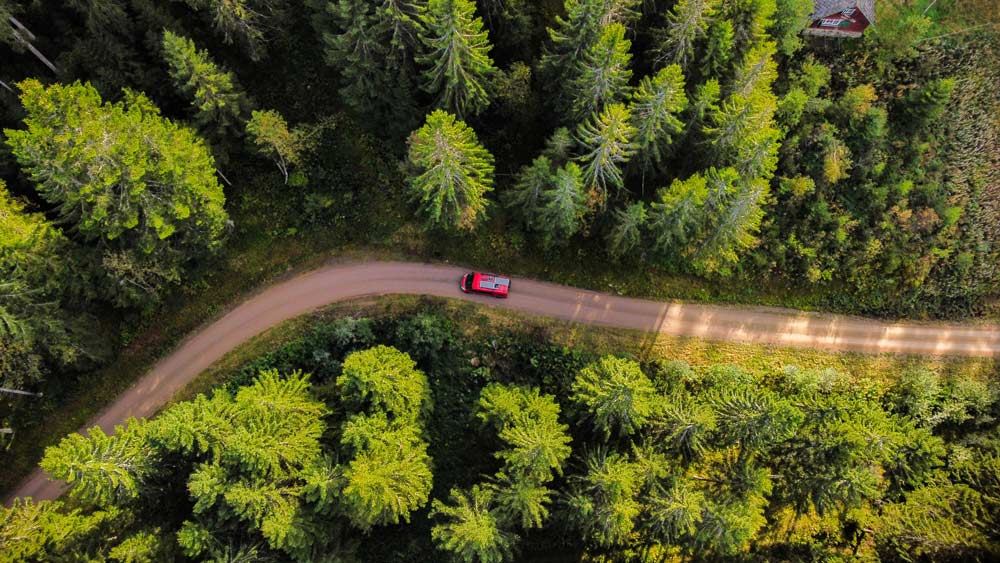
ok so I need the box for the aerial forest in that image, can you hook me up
[1,0,999,561]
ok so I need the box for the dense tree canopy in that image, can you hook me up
[4,80,228,307]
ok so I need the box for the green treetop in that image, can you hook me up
[182,0,271,61]
[629,64,688,169]
[418,0,497,118]
[571,355,657,439]
[431,485,516,563]
[652,0,719,69]
[576,103,637,198]
[537,162,588,248]
[606,201,646,259]
[406,110,495,231]
[4,80,228,307]
[246,110,309,184]
[161,30,250,136]
[568,22,633,122]
[338,345,430,422]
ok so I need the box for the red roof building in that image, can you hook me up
[803,0,876,38]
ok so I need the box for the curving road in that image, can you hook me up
[8,260,1000,504]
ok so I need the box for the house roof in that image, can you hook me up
[803,0,875,38]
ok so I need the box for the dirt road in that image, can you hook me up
[8,260,1000,504]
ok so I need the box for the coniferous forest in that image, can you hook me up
[1,0,1000,561]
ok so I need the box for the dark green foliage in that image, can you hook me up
[317,0,423,134]
[418,0,498,118]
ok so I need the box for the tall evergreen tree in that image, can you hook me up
[652,0,719,69]
[431,486,516,563]
[418,0,498,117]
[162,30,250,136]
[4,80,228,307]
[629,64,688,169]
[571,355,656,439]
[568,22,632,122]
[606,201,646,258]
[540,0,639,92]
[504,156,553,227]
[537,162,588,247]
[576,103,637,198]
[646,171,708,256]
[40,421,154,507]
[320,0,422,132]
[182,0,274,61]
[406,110,495,230]
[564,448,642,547]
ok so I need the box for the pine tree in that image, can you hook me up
[542,127,576,164]
[418,0,497,117]
[694,177,768,274]
[701,19,735,77]
[490,473,553,530]
[568,22,632,122]
[321,0,422,131]
[162,30,250,136]
[504,156,553,227]
[182,0,272,61]
[571,355,656,439]
[540,0,639,101]
[406,110,495,230]
[564,448,642,547]
[40,420,154,507]
[431,486,516,563]
[771,0,813,55]
[606,201,646,258]
[537,162,588,247]
[652,0,719,69]
[340,430,434,529]
[338,345,430,422]
[480,385,573,483]
[0,181,76,365]
[4,80,228,307]
[246,110,308,184]
[576,103,637,197]
[647,172,708,256]
[629,65,688,169]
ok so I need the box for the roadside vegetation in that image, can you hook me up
[4,302,999,561]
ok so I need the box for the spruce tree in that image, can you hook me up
[647,172,708,255]
[431,486,516,563]
[162,30,250,136]
[564,448,642,547]
[607,201,646,258]
[418,0,498,117]
[629,64,688,169]
[537,162,588,247]
[652,0,719,69]
[504,156,553,228]
[40,421,154,507]
[321,0,422,131]
[182,0,272,61]
[576,103,637,197]
[540,0,639,95]
[568,22,632,122]
[571,355,656,439]
[406,110,495,230]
